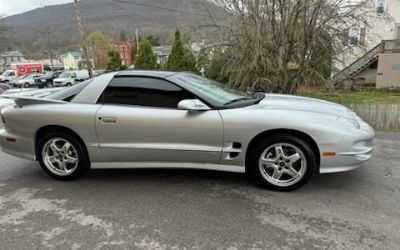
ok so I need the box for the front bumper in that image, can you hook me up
[53,82,66,87]
[319,120,374,174]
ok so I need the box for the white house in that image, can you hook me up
[334,0,400,88]
[60,51,83,70]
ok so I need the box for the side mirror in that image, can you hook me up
[178,99,210,111]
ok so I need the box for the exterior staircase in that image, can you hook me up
[332,39,400,85]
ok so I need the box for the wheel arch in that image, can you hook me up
[35,125,89,160]
[245,129,320,172]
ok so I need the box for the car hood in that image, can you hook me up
[254,94,355,118]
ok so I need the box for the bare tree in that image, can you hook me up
[208,0,388,94]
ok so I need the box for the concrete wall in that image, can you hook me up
[376,53,400,88]
[356,67,378,84]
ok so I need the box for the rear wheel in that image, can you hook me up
[24,83,30,88]
[46,82,53,88]
[66,82,72,86]
[37,131,89,180]
[247,134,316,191]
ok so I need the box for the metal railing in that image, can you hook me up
[332,39,400,84]
[382,39,400,53]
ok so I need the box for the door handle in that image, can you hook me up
[100,117,117,124]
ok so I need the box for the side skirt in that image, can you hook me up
[91,162,246,173]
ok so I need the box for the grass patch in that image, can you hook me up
[298,89,400,104]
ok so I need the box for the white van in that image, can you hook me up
[53,70,89,87]
[0,70,17,83]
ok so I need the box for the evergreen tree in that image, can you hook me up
[135,38,158,70]
[120,30,127,41]
[165,29,197,72]
[106,50,123,71]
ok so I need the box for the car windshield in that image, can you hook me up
[169,73,261,108]
[59,72,72,78]
[44,72,54,77]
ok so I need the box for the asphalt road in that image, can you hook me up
[0,131,399,250]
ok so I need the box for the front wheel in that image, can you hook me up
[247,134,316,191]
[24,83,30,88]
[37,131,89,180]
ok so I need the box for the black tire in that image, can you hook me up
[66,82,72,86]
[246,134,316,191]
[37,131,89,180]
[24,83,30,88]
[46,82,53,88]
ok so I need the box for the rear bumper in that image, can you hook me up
[0,128,36,161]
[319,121,374,174]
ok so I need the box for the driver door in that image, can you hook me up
[95,76,223,163]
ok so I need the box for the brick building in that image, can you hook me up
[112,41,133,66]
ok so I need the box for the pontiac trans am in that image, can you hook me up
[0,71,374,191]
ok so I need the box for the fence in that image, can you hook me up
[348,103,400,131]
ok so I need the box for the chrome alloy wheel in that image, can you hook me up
[258,143,307,187]
[41,138,79,176]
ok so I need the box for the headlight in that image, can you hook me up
[41,79,46,82]
[338,117,360,129]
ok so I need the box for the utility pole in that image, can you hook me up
[135,29,139,51]
[73,0,92,78]
[45,30,54,70]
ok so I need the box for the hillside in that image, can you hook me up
[2,0,223,57]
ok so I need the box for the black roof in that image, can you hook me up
[116,70,179,78]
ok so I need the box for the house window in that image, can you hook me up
[376,0,386,14]
[396,24,400,39]
[349,26,365,45]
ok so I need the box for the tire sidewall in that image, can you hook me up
[37,131,89,180]
[247,134,316,191]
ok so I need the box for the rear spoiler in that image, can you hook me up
[0,95,67,107]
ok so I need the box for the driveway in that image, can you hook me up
[0,131,399,249]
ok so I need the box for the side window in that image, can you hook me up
[99,77,194,109]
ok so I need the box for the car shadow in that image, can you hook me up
[84,168,250,185]
[15,163,367,193]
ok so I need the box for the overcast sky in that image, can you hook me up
[0,0,72,16]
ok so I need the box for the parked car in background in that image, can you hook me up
[0,70,17,83]
[34,71,63,88]
[12,74,43,88]
[53,70,89,87]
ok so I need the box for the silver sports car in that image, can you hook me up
[0,71,374,191]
